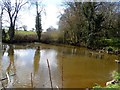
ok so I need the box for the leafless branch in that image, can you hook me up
[2,0,28,26]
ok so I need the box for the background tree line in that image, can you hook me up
[58,2,120,49]
[0,0,120,50]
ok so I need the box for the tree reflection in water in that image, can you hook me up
[5,45,16,88]
[1,43,118,88]
[0,43,2,88]
[33,46,40,76]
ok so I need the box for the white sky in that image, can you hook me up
[2,0,119,31]
[23,0,64,31]
[21,0,64,30]
[1,0,65,31]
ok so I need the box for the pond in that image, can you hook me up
[0,43,118,88]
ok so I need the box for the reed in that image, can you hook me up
[61,48,65,88]
[47,59,53,89]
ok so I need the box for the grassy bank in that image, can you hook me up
[93,71,120,89]
[2,30,120,55]
[14,30,38,43]
[3,30,38,43]
[3,30,60,44]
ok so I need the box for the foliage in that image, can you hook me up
[2,0,28,42]
[112,71,120,81]
[14,31,37,43]
[2,1,120,49]
[93,71,120,89]
[41,31,60,43]
[57,2,120,49]
[93,84,102,88]
[2,29,6,40]
[15,30,36,35]
[3,30,37,43]
[107,46,114,52]
[105,83,120,88]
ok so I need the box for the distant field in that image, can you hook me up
[15,30,36,35]
[12,30,60,43]
[14,30,38,42]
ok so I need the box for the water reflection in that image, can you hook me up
[1,43,118,88]
[1,45,17,88]
[14,48,35,87]
[7,45,16,75]
[33,46,40,76]
[0,43,2,88]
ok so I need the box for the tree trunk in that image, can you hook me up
[8,25,15,42]
[37,31,41,42]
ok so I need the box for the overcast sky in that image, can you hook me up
[23,0,64,30]
[2,0,118,31]
[18,0,119,31]
[1,0,64,31]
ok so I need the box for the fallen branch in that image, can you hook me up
[47,59,53,89]
[6,72,10,82]
[0,74,16,81]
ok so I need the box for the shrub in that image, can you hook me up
[41,31,61,43]
[107,46,113,52]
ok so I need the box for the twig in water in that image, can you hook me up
[31,73,33,88]
[47,59,53,89]
[62,56,64,88]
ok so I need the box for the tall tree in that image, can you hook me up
[2,0,27,42]
[35,1,42,42]
[82,2,104,48]
[58,2,119,48]
[59,1,86,45]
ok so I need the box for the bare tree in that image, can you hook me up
[0,6,3,37]
[2,0,28,42]
[22,25,27,31]
[0,6,3,30]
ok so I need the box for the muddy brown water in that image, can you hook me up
[0,43,118,88]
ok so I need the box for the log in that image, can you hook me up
[106,79,116,86]
[115,60,120,63]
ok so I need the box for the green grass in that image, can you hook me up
[41,31,60,42]
[13,30,38,42]
[15,30,36,35]
[93,71,120,89]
